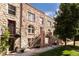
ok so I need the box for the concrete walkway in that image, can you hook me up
[6,45,60,56]
[67,41,73,45]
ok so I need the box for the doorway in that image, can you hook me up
[8,20,16,51]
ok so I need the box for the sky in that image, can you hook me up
[31,3,60,17]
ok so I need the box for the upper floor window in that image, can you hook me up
[28,25,35,34]
[8,4,16,15]
[48,21,51,27]
[28,12,35,22]
[39,17,44,25]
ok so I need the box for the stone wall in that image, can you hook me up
[21,4,45,48]
[0,3,21,49]
[0,3,55,49]
[44,15,55,45]
[44,15,55,36]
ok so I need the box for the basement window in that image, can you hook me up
[8,4,16,15]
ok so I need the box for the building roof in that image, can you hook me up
[26,3,54,20]
[26,3,45,14]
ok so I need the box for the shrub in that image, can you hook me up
[0,25,10,54]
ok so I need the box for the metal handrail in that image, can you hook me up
[29,34,41,48]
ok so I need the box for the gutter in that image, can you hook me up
[20,3,22,48]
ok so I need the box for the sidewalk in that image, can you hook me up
[6,45,60,56]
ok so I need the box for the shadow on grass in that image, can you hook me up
[35,45,79,56]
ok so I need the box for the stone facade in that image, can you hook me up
[0,3,21,50]
[44,15,55,45]
[44,15,55,35]
[0,3,55,50]
[21,4,45,48]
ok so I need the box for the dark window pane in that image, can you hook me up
[28,25,35,34]
[8,4,16,15]
[28,29,31,33]
[32,28,34,33]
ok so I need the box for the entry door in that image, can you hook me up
[8,20,16,35]
[8,20,16,51]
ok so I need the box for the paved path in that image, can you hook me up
[67,41,73,45]
[6,45,60,56]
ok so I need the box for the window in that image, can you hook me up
[28,12,35,22]
[39,17,44,25]
[52,24,54,28]
[48,21,51,26]
[28,25,34,34]
[8,4,16,15]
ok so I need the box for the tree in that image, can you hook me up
[54,3,79,46]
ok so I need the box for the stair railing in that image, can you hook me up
[29,34,41,48]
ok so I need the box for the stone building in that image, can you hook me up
[44,15,55,36]
[0,3,21,51]
[0,3,55,51]
[44,15,55,46]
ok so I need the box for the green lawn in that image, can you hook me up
[36,45,79,56]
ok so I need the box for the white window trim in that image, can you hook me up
[28,12,35,22]
[28,25,35,34]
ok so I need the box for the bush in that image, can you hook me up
[0,25,10,55]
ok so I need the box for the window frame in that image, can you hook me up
[48,21,51,27]
[8,4,16,15]
[28,25,35,34]
[28,12,35,22]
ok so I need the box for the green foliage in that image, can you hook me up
[0,25,10,53]
[36,46,79,56]
[63,50,79,56]
[54,3,79,40]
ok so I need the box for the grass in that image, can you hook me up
[36,45,79,56]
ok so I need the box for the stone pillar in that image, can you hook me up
[40,31,45,47]
[40,27,45,47]
[48,31,52,46]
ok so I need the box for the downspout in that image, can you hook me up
[20,3,22,48]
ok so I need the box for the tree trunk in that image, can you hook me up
[73,39,75,46]
[64,38,66,46]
